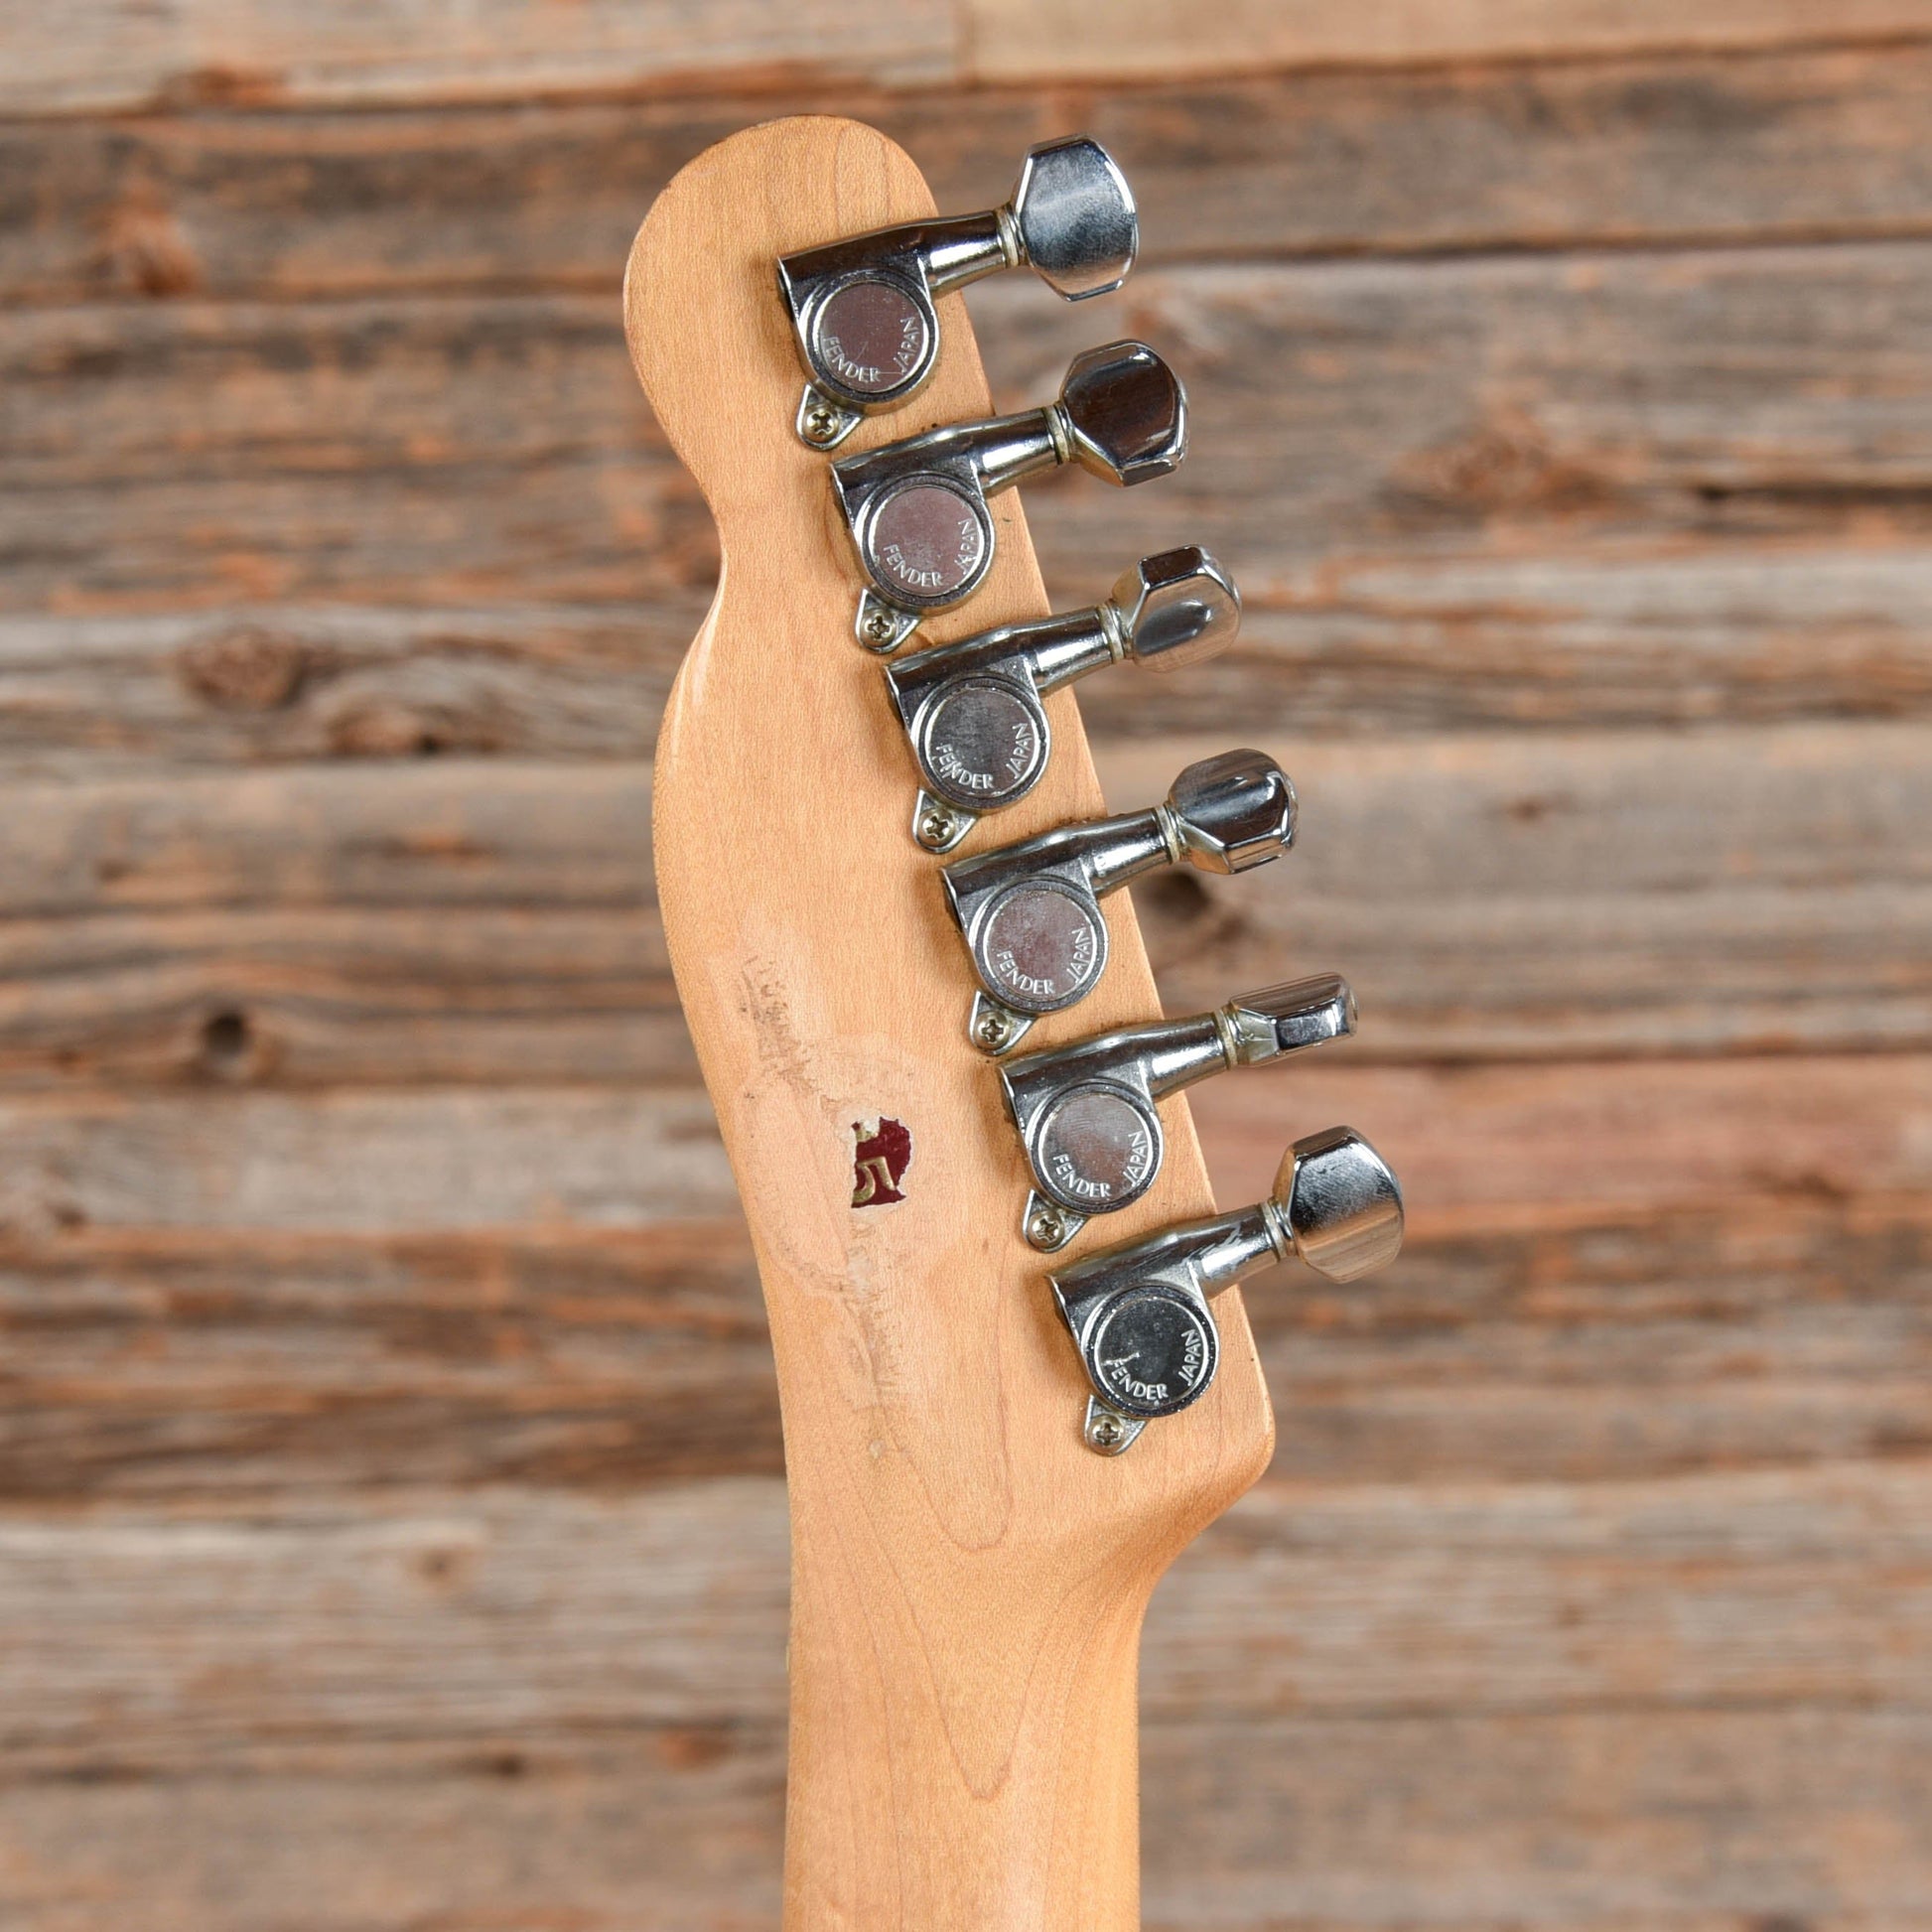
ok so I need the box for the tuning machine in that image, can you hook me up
[942,750,1295,1054]
[833,342,1187,649]
[1052,1127,1405,1453]
[778,136,1138,451]
[1001,974,1355,1251]
[886,547,1240,850]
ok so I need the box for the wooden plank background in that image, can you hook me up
[4,4,1932,1926]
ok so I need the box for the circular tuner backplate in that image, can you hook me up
[972,879,1107,1015]
[917,675,1048,809]
[861,477,992,608]
[1033,1080,1162,1213]
[808,273,934,403]
[1083,1287,1218,1419]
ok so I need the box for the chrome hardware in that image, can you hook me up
[1055,1127,1405,1450]
[832,342,1186,643]
[887,547,1239,846]
[1083,1398,1140,1453]
[778,136,1138,448]
[942,750,1296,1051]
[1001,974,1355,1249]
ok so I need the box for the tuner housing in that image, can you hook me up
[778,135,1138,449]
[831,341,1188,647]
[1001,973,1356,1250]
[884,547,1242,849]
[941,750,1297,1054]
[1050,1126,1405,1453]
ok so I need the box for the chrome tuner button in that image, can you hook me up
[1057,342,1188,486]
[1276,1124,1408,1283]
[832,343,1186,631]
[777,136,1138,447]
[942,751,1295,1048]
[1110,547,1242,674]
[1001,974,1355,1241]
[1048,1127,1405,1452]
[1167,749,1298,873]
[885,547,1240,822]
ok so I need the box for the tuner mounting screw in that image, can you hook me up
[1080,1396,1147,1454]
[864,608,899,645]
[974,1007,1014,1050]
[802,403,841,445]
[917,802,961,849]
[1027,1204,1070,1250]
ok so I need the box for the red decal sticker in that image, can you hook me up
[852,1117,913,1207]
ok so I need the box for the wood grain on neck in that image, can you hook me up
[623,117,1274,1930]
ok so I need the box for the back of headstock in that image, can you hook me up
[623,116,1397,1930]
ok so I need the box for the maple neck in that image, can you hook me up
[625,117,1274,1928]
[779,1436,1152,1927]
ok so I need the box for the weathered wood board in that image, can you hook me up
[12,47,1932,306]
[0,726,1919,1091]
[13,248,1932,739]
[3,6,1932,1927]
[9,0,1932,111]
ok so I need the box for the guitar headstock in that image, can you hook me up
[623,115,1400,1923]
